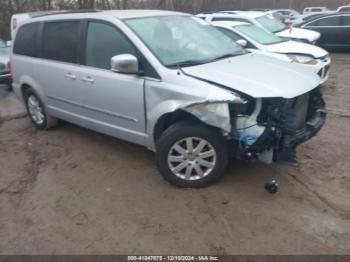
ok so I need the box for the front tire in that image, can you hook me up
[23,88,57,130]
[156,122,228,188]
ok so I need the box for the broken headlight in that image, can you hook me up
[229,97,256,116]
[287,54,318,65]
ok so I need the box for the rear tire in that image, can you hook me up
[156,122,228,188]
[23,88,57,130]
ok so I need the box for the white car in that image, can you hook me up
[273,9,301,20]
[303,7,331,15]
[337,5,350,12]
[212,21,331,84]
[197,11,321,44]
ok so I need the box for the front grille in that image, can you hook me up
[318,65,330,78]
[258,93,312,131]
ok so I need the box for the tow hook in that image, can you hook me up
[265,164,279,194]
[265,180,279,194]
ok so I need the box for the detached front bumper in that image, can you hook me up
[282,107,326,149]
[0,72,11,86]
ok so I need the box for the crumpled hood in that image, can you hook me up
[276,28,321,42]
[267,40,328,59]
[182,53,320,99]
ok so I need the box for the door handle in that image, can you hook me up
[65,73,77,80]
[81,76,95,84]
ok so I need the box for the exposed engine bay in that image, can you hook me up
[229,87,326,164]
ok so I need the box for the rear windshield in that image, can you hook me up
[235,24,286,45]
[256,15,287,33]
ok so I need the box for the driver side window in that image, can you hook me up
[85,22,137,70]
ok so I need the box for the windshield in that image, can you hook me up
[256,15,287,33]
[235,24,286,45]
[125,16,246,67]
[0,39,5,48]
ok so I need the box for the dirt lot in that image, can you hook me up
[0,54,350,255]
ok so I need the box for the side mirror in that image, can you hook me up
[111,54,139,74]
[6,41,12,47]
[236,39,248,47]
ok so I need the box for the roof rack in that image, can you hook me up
[31,9,100,18]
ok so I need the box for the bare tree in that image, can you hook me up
[0,0,349,40]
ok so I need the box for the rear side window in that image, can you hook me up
[281,11,291,15]
[308,16,341,26]
[85,22,137,70]
[14,23,39,57]
[42,21,80,63]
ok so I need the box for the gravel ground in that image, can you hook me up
[0,54,349,255]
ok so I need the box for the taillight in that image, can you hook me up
[7,61,12,80]
[12,18,17,31]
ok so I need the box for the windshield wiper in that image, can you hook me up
[167,59,208,68]
[208,52,244,62]
[167,52,244,68]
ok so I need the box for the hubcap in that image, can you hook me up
[27,95,45,125]
[167,137,217,181]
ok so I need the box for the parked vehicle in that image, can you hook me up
[0,38,11,86]
[197,11,321,44]
[250,8,271,12]
[273,9,301,20]
[11,10,326,188]
[266,10,287,22]
[337,5,350,12]
[298,12,350,50]
[303,7,331,15]
[212,21,331,84]
[292,13,326,26]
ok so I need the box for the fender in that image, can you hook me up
[144,77,244,150]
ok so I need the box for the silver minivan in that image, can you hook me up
[11,10,326,188]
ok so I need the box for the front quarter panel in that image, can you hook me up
[145,71,243,150]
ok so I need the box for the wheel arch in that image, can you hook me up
[153,109,202,145]
[18,76,47,107]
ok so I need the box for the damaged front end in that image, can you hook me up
[181,87,326,164]
[228,87,326,164]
